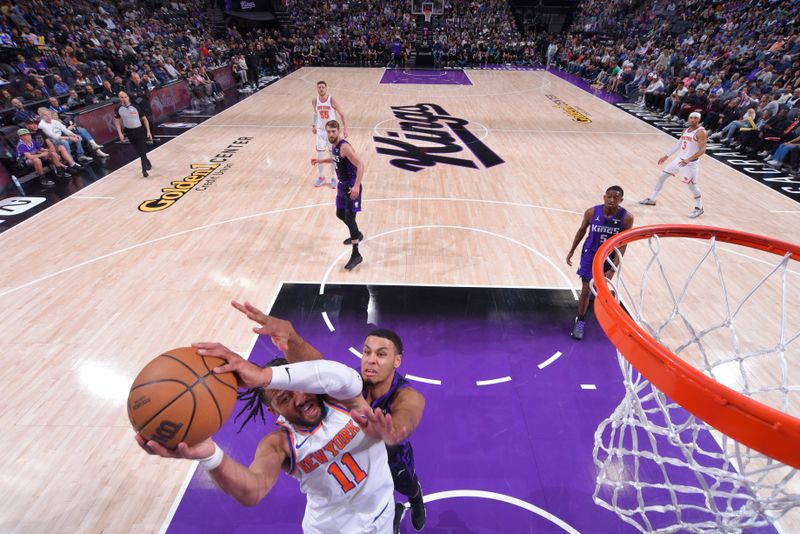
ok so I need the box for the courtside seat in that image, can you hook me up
[0,130,54,191]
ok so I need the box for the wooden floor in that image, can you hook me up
[2,67,798,532]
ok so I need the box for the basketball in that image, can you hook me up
[127,347,239,449]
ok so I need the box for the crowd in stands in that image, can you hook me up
[3,0,800,187]
[0,0,256,187]
[432,0,536,67]
[553,0,800,175]
[281,0,417,67]
[1,0,239,114]
[278,0,541,69]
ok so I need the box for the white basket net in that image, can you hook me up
[592,232,800,533]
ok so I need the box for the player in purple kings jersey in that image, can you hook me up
[566,186,634,340]
[311,119,365,271]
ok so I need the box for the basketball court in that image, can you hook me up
[1,67,798,533]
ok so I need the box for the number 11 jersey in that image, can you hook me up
[277,401,394,533]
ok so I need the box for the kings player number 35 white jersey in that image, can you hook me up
[277,401,394,534]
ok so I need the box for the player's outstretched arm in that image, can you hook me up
[193,341,273,389]
[266,358,369,412]
[382,387,425,439]
[267,360,363,400]
[134,431,287,507]
[349,407,412,446]
[231,300,323,362]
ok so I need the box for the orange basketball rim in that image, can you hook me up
[592,224,800,469]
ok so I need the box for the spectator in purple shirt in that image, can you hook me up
[15,128,56,188]
[30,54,48,74]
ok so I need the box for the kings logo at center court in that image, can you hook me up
[373,103,505,172]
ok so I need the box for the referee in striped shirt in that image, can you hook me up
[114,91,153,177]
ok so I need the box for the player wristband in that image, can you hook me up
[199,442,224,471]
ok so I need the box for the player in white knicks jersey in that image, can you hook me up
[276,390,393,532]
[312,80,348,188]
[639,111,707,218]
[135,332,402,533]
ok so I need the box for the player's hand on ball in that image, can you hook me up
[135,433,215,460]
[350,407,410,446]
[192,341,266,389]
[231,300,291,352]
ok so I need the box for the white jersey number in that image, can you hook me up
[326,452,367,493]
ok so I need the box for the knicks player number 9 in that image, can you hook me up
[326,452,367,493]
